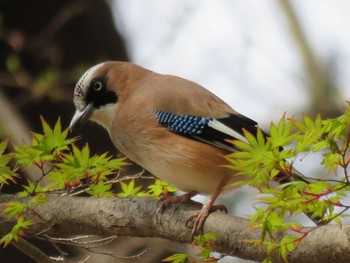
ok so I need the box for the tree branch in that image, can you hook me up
[0,194,349,262]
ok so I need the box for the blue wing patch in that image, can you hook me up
[153,110,212,135]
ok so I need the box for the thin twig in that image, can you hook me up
[38,235,149,260]
[64,170,153,197]
[40,235,118,248]
[49,241,68,259]
[84,247,150,260]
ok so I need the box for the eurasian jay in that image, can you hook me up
[69,61,316,235]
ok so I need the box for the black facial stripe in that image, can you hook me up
[86,77,118,108]
[92,90,118,108]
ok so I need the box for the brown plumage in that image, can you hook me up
[69,61,316,236]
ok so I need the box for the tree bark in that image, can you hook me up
[0,194,349,263]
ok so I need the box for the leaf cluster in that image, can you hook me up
[226,102,350,261]
[0,118,130,246]
[0,117,179,248]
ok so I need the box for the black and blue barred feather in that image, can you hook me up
[153,110,212,135]
[153,110,261,152]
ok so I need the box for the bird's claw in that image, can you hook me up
[155,191,200,222]
[186,204,228,236]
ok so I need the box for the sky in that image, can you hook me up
[111,1,350,261]
[113,0,350,124]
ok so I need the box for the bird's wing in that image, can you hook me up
[153,110,261,152]
[153,110,313,185]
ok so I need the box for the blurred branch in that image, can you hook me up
[277,0,340,117]
[11,237,55,263]
[1,195,349,262]
[28,0,88,52]
[0,90,42,181]
[0,72,30,90]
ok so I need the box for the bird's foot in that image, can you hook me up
[156,191,200,215]
[156,191,200,223]
[186,203,227,236]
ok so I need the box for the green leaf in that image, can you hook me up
[87,181,115,197]
[0,232,15,247]
[294,114,325,152]
[322,152,340,173]
[13,143,44,166]
[279,236,297,262]
[0,216,33,247]
[29,194,48,206]
[17,181,48,196]
[227,127,289,189]
[192,233,219,261]
[14,118,73,167]
[0,139,8,155]
[117,179,143,197]
[0,139,16,184]
[162,253,188,263]
[269,114,296,148]
[49,143,126,188]
[148,179,177,197]
[2,202,27,219]
[15,216,33,230]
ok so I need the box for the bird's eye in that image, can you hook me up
[92,81,103,91]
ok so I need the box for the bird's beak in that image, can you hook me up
[69,103,94,132]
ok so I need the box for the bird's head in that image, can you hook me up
[69,61,119,133]
[70,61,149,133]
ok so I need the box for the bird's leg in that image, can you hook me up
[187,175,230,236]
[156,190,201,214]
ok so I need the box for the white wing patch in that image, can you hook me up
[208,119,249,143]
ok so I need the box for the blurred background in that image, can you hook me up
[0,0,349,262]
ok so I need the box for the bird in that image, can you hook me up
[69,61,319,236]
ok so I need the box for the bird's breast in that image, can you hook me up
[111,117,243,195]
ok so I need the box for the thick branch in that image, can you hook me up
[0,194,349,262]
